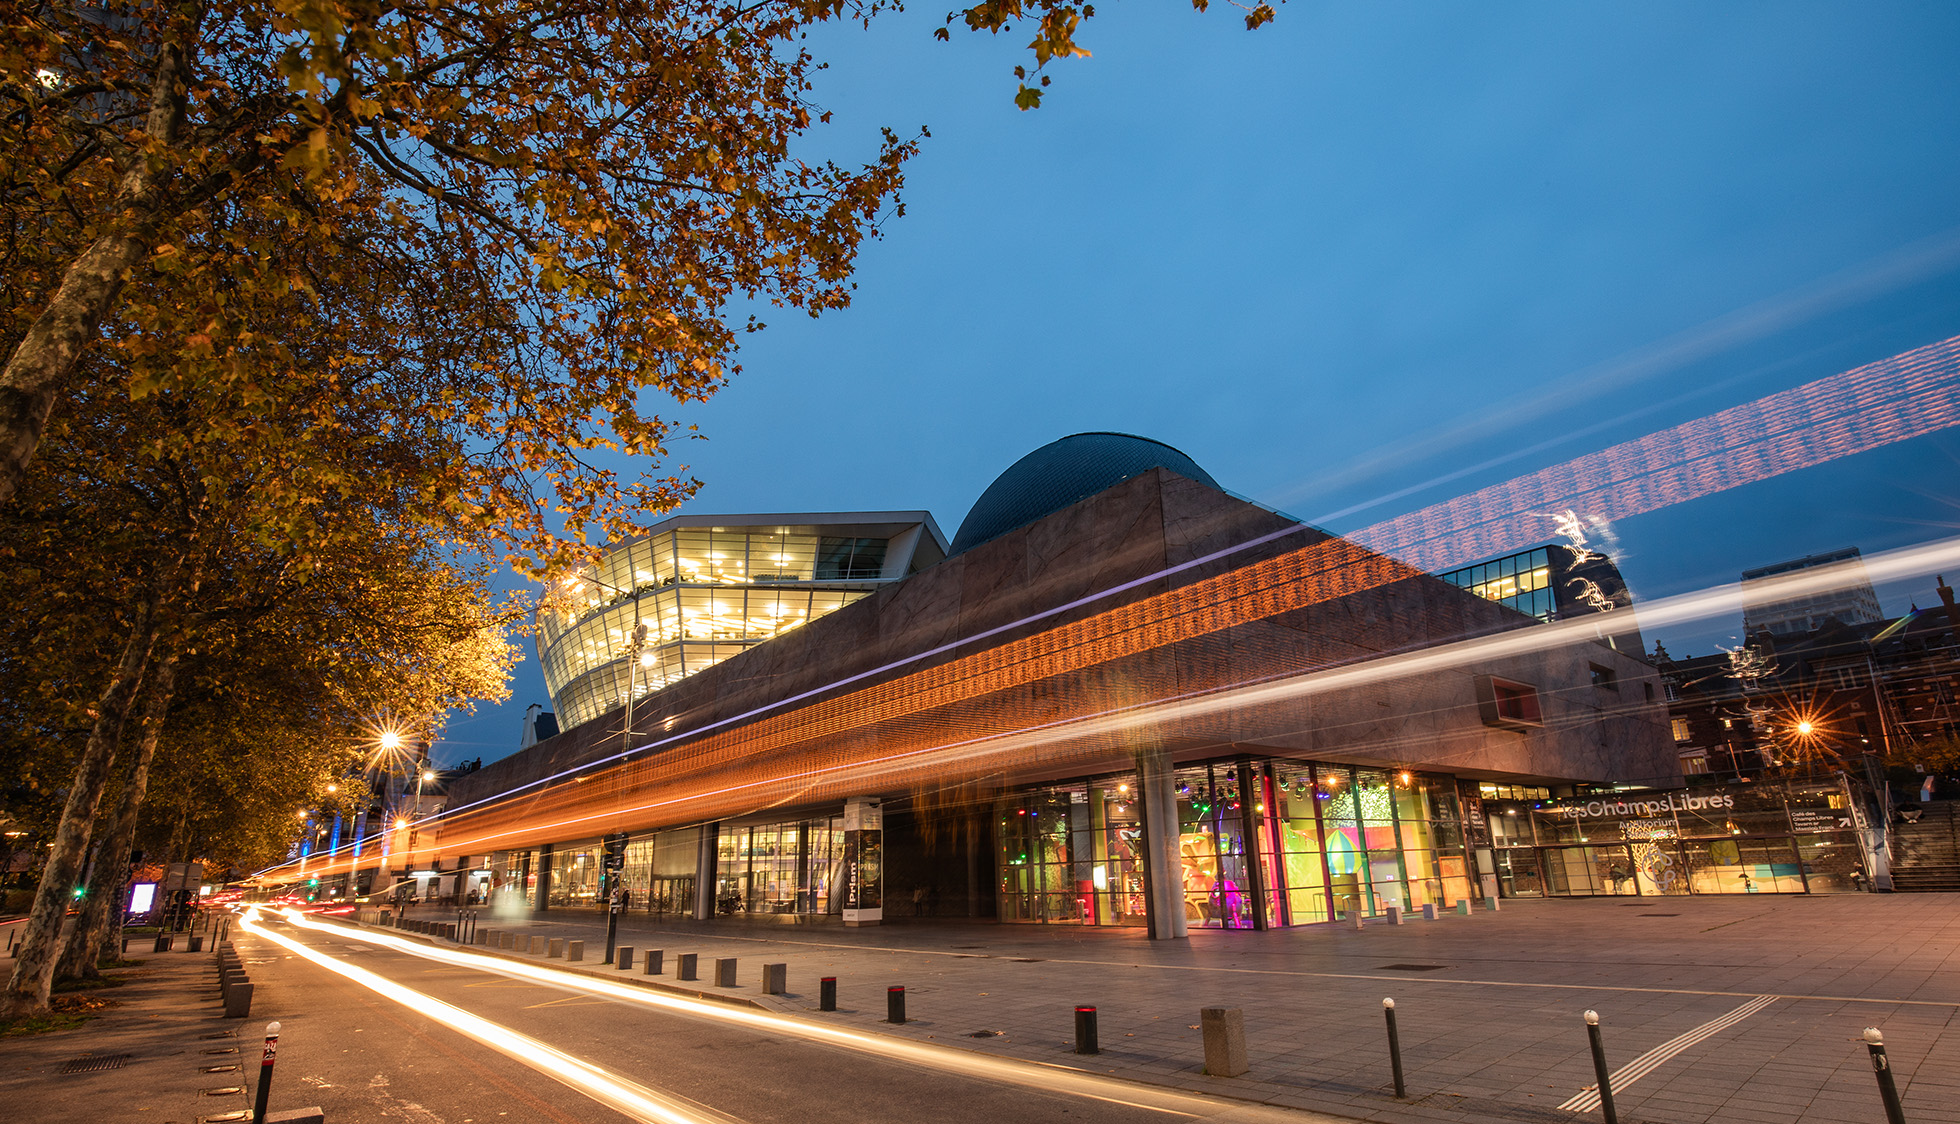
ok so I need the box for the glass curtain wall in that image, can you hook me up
[546,845,600,907]
[1180,761,1473,929]
[620,827,700,914]
[542,528,891,729]
[995,779,1146,926]
[714,817,846,916]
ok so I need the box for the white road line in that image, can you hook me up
[1559,995,1778,1113]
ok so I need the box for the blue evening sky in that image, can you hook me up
[437,2,1960,766]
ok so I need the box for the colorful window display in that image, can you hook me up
[995,780,1148,926]
[999,759,1475,929]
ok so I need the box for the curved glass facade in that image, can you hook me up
[539,517,940,731]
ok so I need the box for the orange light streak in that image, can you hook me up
[272,336,1960,880]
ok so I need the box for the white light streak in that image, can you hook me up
[240,910,741,1124]
[280,913,1221,1117]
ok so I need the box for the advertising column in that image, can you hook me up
[842,797,883,926]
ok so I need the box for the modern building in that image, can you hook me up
[538,512,947,731]
[329,433,1680,932]
[1741,547,1884,637]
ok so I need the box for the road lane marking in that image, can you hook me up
[242,910,743,1124]
[1558,994,1777,1113]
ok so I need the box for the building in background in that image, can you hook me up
[537,511,947,731]
[1742,547,1884,637]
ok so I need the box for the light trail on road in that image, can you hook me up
[277,910,1292,1120]
[240,909,745,1124]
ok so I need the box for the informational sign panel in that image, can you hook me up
[842,797,883,925]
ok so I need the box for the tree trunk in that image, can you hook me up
[62,654,179,980]
[0,37,189,506]
[0,599,159,1018]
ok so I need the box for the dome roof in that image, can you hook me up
[949,432,1221,555]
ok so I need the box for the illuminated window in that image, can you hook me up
[1672,717,1692,742]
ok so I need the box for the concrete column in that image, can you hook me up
[1136,745,1188,941]
[534,843,553,914]
[693,823,719,921]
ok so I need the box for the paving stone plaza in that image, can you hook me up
[407,892,1960,1124]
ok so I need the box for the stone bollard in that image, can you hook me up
[1456,900,1472,916]
[188,935,205,953]
[616,946,635,971]
[1386,905,1404,925]
[761,963,786,994]
[643,949,664,976]
[263,1109,327,1124]
[1200,1007,1249,1078]
[715,958,737,987]
[567,940,584,962]
[677,953,698,981]
[1485,895,1501,912]
[224,981,255,1019]
[476,929,489,945]
[1349,911,1364,931]
[500,931,515,950]
[1421,904,1438,921]
[547,937,564,958]
[531,935,547,955]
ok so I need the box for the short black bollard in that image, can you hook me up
[820,977,837,1011]
[887,986,906,1024]
[1075,1006,1100,1055]
[1865,1028,1908,1124]
[1585,1010,1618,1124]
[1384,998,1406,1097]
[250,1020,281,1124]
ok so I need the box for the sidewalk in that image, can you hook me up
[381,893,1960,1124]
[0,937,266,1124]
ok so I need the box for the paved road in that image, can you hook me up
[377,893,1960,1124]
[235,911,1342,1124]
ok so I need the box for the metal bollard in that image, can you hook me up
[714,957,737,987]
[1585,1010,1618,1124]
[677,952,698,981]
[820,977,837,1011]
[1384,998,1406,1097]
[1200,1007,1249,1077]
[762,963,786,994]
[643,949,663,976]
[250,1020,281,1124]
[1075,1006,1100,1055]
[887,986,906,1024]
[616,946,635,971]
[1864,1028,1908,1124]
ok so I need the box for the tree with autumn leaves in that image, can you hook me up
[0,0,1286,1018]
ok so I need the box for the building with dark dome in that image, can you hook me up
[949,432,1223,554]
[310,435,1680,934]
